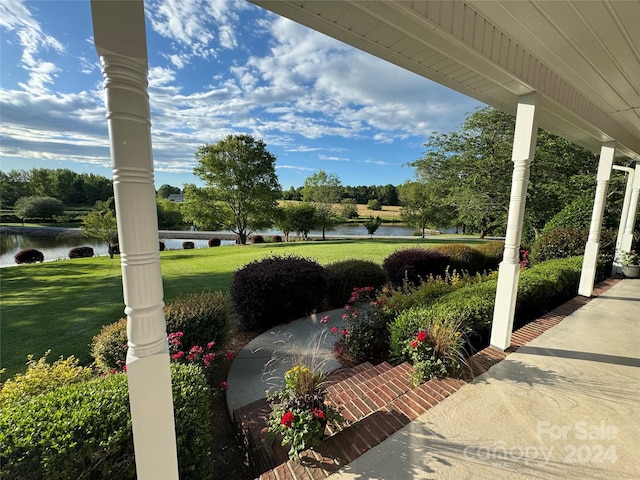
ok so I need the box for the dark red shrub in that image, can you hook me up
[382,247,449,287]
[182,241,195,250]
[14,249,44,264]
[208,237,221,247]
[433,243,485,275]
[231,255,328,330]
[249,235,265,244]
[271,235,283,243]
[159,241,165,252]
[69,246,94,259]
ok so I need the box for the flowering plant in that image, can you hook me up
[403,317,467,386]
[266,364,346,460]
[619,250,640,266]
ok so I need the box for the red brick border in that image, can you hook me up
[252,278,621,480]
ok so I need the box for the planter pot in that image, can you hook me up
[622,265,640,278]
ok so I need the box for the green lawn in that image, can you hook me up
[0,236,484,380]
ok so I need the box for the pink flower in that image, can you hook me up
[312,407,325,419]
[219,381,229,390]
[225,352,235,360]
[331,326,339,333]
[189,345,204,355]
[337,346,344,354]
[281,411,295,428]
[342,313,349,320]
[172,351,185,360]
[341,328,350,337]
[122,365,127,372]
[410,340,418,348]
[203,353,215,367]
[207,340,216,349]
[321,315,330,323]
[417,331,428,342]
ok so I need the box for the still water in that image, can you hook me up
[0,223,421,267]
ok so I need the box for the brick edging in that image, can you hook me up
[254,278,621,480]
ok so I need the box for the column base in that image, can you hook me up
[490,262,521,351]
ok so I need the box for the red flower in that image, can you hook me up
[281,411,295,428]
[225,352,235,360]
[203,353,215,367]
[417,331,428,342]
[219,381,229,390]
[207,341,216,349]
[410,340,418,348]
[172,351,185,360]
[331,326,339,333]
[312,407,325,420]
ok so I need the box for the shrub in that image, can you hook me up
[367,199,382,210]
[159,241,166,251]
[164,291,231,351]
[250,235,265,244]
[382,247,449,287]
[0,364,212,480]
[182,241,195,249]
[433,243,485,275]
[389,256,584,362]
[325,259,388,308]
[14,248,44,264]
[231,255,328,330]
[530,227,587,263]
[271,235,283,243]
[0,351,93,407]
[208,237,221,247]
[68,246,94,259]
[91,318,128,372]
[476,241,504,271]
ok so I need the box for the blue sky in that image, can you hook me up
[0,0,483,189]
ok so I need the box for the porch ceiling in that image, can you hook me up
[250,0,640,161]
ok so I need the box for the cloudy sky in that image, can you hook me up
[0,0,483,189]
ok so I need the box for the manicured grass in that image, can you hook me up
[0,236,483,380]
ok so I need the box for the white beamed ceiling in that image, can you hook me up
[251,0,640,161]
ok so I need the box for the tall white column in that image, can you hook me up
[619,163,640,254]
[612,166,636,273]
[490,92,539,351]
[578,142,615,297]
[91,2,179,479]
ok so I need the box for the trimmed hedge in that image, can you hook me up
[14,249,44,264]
[91,318,128,372]
[390,256,584,362]
[208,237,221,247]
[231,255,328,330]
[249,235,265,244]
[182,241,195,249]
[325,259,388,308]
[531,227,587,263]
[382,247,449,287]
[476,241,504,271]
[0,364,212,480]
[69,246,94,259]
[433,243,485,275]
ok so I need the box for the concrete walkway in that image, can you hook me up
[328,279,640,480]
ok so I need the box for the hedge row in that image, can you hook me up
[389,256,585,362]
[0,364,212,480]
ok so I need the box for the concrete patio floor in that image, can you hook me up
[328,279,640,480]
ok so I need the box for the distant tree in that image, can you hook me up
[81,200,118,256]
[281,186,303,201]
[157,198,186,229]
[275,203,317,241]
[363,216,382,238]
[398,181,455,238]
[14,196,64,223]
[340,198,359,219]
[157,184,181,199]
[302,170,342,240]
[0,170,30,208]
[378,184,400,206]
[189,134,281,244]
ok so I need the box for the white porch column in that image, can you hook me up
[612,165,636,273]
[578,142,615,297]
[490,92,539,351]
[91,2,179,479]
[619,163,640,254]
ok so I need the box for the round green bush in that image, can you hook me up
[433,243,485,275]
[68,246,94,259]
[164,290,231,350]
[91,318,128,372]
[530,227,587,263]
[14,249,44,264]
[231,255,328,330]
[0,364,212,480]
[382,247,449,287]
[325,259,388,308]
[476,241,504,271]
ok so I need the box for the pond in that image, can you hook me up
[0,223,424,267]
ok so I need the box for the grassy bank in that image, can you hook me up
[0,236,483,380]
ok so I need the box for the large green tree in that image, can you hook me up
[275,203,318,241]
[14,196,64,223]
[410,107,599,239]
[302,170,342,240]
[398,181,455,237]
[186,134,281,244]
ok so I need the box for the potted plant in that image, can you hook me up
[266,363,346,460]
[619,250,640,278]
